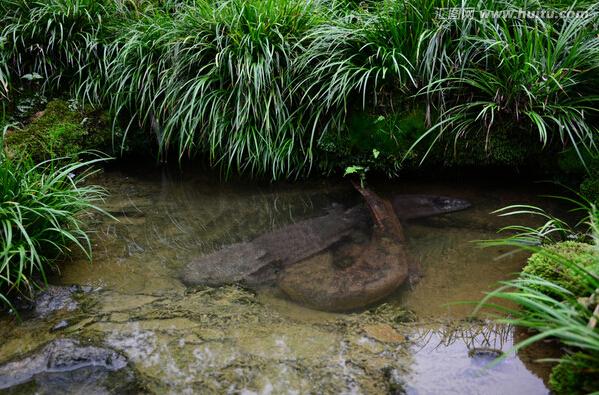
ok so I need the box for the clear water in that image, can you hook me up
[0,165,565,394]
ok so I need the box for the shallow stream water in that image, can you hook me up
[0,166,566,394]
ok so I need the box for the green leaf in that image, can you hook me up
[344,165,365,176]
[21,73,43,81]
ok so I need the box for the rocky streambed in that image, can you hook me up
[1,285,417,393]
[0,166,564,394]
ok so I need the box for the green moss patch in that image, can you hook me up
[419,124,548,170]
[522,241,599,297]
[549,352,599,395]
[581,176,599,205]
[5,99,112,161]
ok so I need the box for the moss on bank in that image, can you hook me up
[520,240,599,393]
[318,107,551,176]
[522,241,598,298]
[557,147,599,205]
[581,177,599,205]
[522,241,599,395]
[430,130,544,169]
[580,157,599,205]
[4,99,113,161]
[549,352,599,395]
[318,108,426,176]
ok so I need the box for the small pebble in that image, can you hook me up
[50,320,69,332]
[468,347,503,359]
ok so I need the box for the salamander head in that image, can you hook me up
[392,194,471,220]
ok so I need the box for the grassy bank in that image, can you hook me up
[478,200,599,393]
[0,144,107,310]
[1,0,597,179]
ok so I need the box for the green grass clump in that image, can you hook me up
[549,352,599,395]
[2,0,599,179]
[300,0,447,119]
[523,241,599,297]
[476,247,599,393]
[416,2,599,166]
[0,0,116,95]
[4,99,112,161]
[90,0,333,179]
[0,146,107,310]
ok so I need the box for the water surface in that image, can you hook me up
[0,166,564,394]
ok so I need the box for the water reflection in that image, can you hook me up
[413,321,513,353]
[406,322,549,395]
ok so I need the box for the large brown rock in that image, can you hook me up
[278,235,409,311]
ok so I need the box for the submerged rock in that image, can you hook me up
[90,286,413,394]
[363,323,406,343]
[34,286,80,317]
[1,285,414,394]
[279,183,413,311]
[50,320,70,333]
[0,339,128,390]
[1,365,138,395]
[468,347,503,360]
[278,237,409,311]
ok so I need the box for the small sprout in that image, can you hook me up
[344,165,365,176]
[344,165,368,188]
[21,72,43,81]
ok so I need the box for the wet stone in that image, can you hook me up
[468,347,503,360]
[34,286,80,317]
[363,323,406,344]
[75,287,413,394]
[0,339,128,390]
[0,365,139,395]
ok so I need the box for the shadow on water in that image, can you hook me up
[0,164,568,394]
